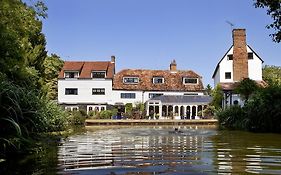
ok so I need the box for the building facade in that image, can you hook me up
[212,29,266,108]
[58,58,211,119]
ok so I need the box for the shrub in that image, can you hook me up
[99,110,113,119]
[68,111,86,125]
[217,106,248,130]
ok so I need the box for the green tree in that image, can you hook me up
[210,84,223,109]
[0,0,47,88]
[234,78,259,103]
[204,84,212,95]
[42,54,64,100]
[263,65,281,85]
[254,0,281,43]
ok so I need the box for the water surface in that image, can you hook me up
[57,126,281,175]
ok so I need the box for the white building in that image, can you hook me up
[212,29,266,108]
[58,58,211,119]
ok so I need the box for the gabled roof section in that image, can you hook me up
[212,46,232,79]
[58,61,115,79]
[247,45,264,63]
[212,45,264,78]
[113,69,204,91]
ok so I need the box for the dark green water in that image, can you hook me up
[1,126,281,174]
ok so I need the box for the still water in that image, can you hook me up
[57,126,281,175]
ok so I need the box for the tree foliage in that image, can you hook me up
[234,78,259,102]
[0,0,66,158]
[263,65,281,85]
[42,54,64,100]
[218,84,281,133]
[210,84,223,109]
[254,0,281,43]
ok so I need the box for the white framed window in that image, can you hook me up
[87,105,106,113]
[153,77,164,84]
[64,71,79,78]
[183,78,198,84]
[149,93,163,98]
[65,88,78,95]
[123,77,139,84]
[92,88,105,95]
[92,71,106,78]
[121,93,136,99]
[65,106,79,111]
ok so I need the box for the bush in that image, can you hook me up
[245,85,281,132]
[68,111,86,125]
[0,80,68,156]
[217,84,281,133]
[99,110,113,119]
[217,106,248,130]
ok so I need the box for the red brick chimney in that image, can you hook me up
[232,29,248,81]
[170,59,177,72]
[111,55,115,63]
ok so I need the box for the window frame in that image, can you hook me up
[92,88,105,95]
[64,71,79,78]
[152,77,164,84]
[225,72,231,79]
[183,78,198,85]
[227,54,233,60]
[92,71,106,78]
[123,77,139,84]
[149,93,163,98]
[120,93,136,99]
[65,88,78,95]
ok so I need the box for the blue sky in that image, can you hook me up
[35,0,280,86]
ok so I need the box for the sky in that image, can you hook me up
[31,0,280,86]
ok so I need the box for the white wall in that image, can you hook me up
[247,46,263,81]
[219,47,234,83]
[111,90,143,106]
[213,67,220,87]
[58,79,113,104]
[214,46,263,86]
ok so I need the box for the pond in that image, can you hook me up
[56,126,281,175]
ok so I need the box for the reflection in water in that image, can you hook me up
[57,126,281,175]
[58,126,216,174]
[212,131,281,175]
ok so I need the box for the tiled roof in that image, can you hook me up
[113,69,204,91]
[219,80,268,91]
[58,61,115,79]
[149,95,212,104]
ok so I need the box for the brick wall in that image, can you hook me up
[233,29,248,81]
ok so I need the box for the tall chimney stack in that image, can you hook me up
[111,55,115,63]
[170,59,177,72]
[232,29,248,81]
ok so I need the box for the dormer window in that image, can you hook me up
[183,78,198,84]
[92,71,106,78]
[123,77,139,84]
[153,77,164,84]
[64,71,79,78]
[227,54,233,60]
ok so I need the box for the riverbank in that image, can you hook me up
[85,119,218,126]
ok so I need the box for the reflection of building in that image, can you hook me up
[58,57,211,118]
[212,29,266,108]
